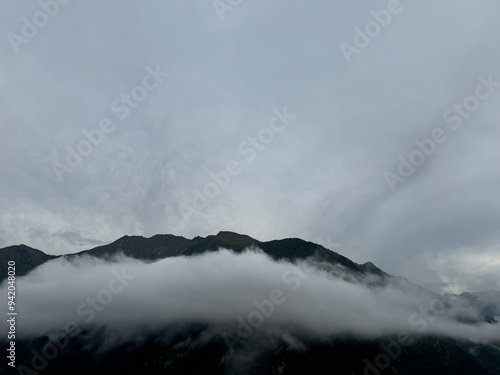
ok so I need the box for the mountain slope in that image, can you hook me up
[0,231,383,282]
[0,244,56,282]
[1,232,499,375]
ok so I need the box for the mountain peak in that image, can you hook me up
[0,244,56,281]
[209,231,260,247]
[359,261,386,276]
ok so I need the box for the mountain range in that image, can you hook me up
[0,231,386,282]
[1,231,499,375]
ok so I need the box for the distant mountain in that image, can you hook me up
[455,290,500,323]
[1,231,494,318]
[0,231,389,283]
[0,231,475,310]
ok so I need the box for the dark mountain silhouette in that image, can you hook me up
[4,327,500,375]
[0,231,388,283]
[0,244,56,282]
[1,231,499,374]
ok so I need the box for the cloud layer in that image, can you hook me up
[2,249,498,345]
[0,0,499,293]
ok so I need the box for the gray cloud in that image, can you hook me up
[0,0,499,293]
[1,249,498,344]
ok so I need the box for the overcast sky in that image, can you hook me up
[0,0,499,293]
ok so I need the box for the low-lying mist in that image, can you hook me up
[1,248,499,346]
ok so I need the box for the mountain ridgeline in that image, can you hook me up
[1,231,500,375]
[0,231,385,283]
